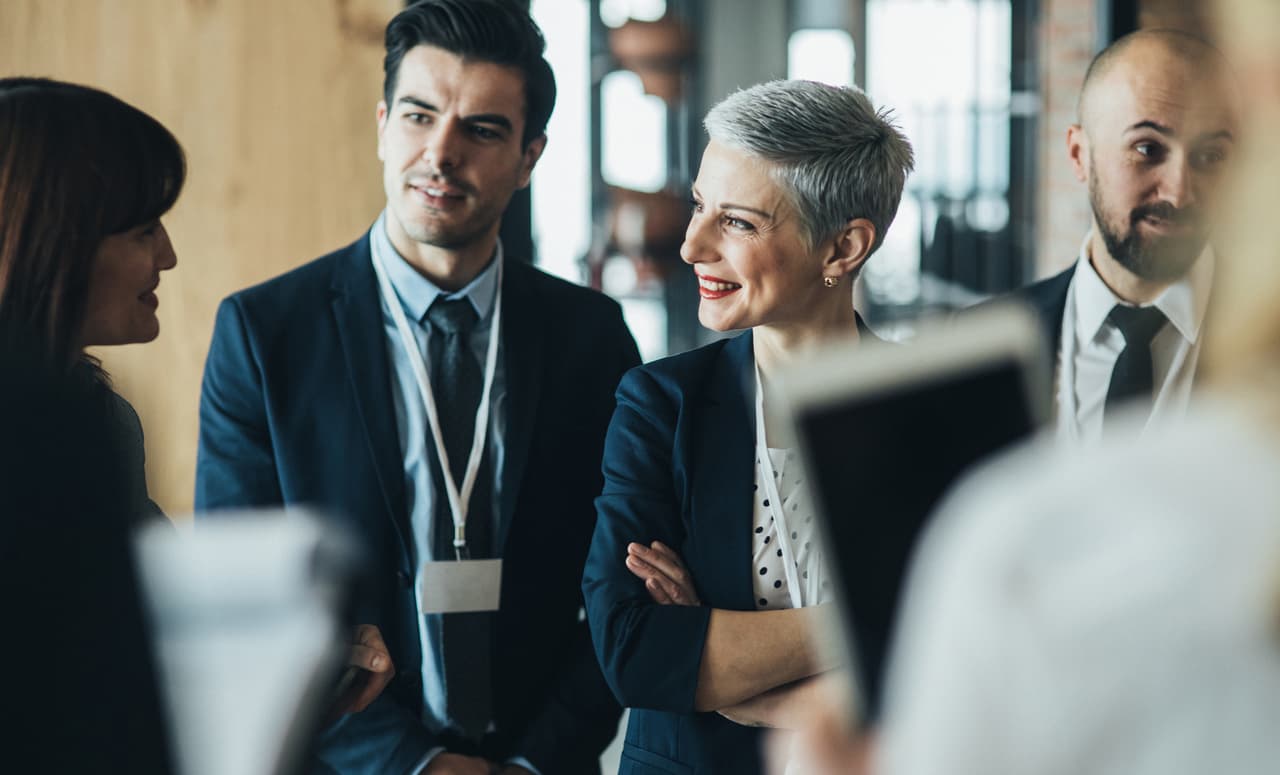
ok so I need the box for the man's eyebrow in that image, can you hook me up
[1126,120,1176,136]
[1124,120,1235,145]
[463,113,513,131]
[1195,129,1235,144]
[393,98,513,132]
[396,96,436,111]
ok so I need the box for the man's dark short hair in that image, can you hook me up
[383,0,556,148]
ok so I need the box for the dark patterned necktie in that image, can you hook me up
[1104,304,1167,419]
[424,296,492,741]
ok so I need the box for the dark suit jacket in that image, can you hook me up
[195,232,638,775]
[583,319,877,775]
[1003,265,1074,357]
[968,265,1073,412]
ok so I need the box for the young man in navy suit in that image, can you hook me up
[1003,29,1236,441]
[195,2,638,773]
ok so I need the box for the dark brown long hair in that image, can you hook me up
[0,78,186,372]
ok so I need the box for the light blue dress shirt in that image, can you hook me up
[371,213,537,773]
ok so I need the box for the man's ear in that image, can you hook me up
[823,217,877,279]
[376,100,389,162]
[1067,124,1089,183]
[516,134,548,189]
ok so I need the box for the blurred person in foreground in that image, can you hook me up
[776,5,1280,773]
[997,29,1237,442]
[0,78,392,773]
[582,79,913,774]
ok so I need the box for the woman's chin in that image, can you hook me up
[125,320,162,346]
[697,306,744,333]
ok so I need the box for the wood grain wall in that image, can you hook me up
[1,0,403,516]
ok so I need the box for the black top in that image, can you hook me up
[0,353,175,773]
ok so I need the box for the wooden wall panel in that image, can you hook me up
[1,0,403,516]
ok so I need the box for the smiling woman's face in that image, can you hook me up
[80,220,177,347]
[680,140,829,333]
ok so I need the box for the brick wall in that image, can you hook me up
[1035,0,1097,277]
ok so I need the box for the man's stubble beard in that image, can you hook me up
[399,200,503,253]
[1087,156,1208,284]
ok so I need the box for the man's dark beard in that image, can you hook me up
[1088,172,1207,284]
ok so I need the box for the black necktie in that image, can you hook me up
[1105,304,1167,418]
[424,296,492,741]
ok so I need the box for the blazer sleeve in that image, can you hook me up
[195,296,284,511]
[583,366,714,713]
[313,693,438,775]
[196,298,441,774]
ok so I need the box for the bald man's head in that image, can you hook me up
[1066,28,1238,288]
[1077,29,1227,128]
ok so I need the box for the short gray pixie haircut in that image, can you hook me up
[704,79,914,253]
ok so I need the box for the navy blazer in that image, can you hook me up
[1004,265,1074,357]
[584,320,870,774]
[196,232,638,774]
[966,265,1073,411]
[584,331,760,774]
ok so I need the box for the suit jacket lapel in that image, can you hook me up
[495,260,543,552]
[689,332,757,610]
[1024,265,1075,357]
[329,234,413,559]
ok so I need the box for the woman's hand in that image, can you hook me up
[764,680,874,775]
[625,541,701,606]
[626,542,836,712]
[717,672,842,729]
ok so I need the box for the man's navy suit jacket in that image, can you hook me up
[195,232,638,774]
[969,265,1074,410]
[1005,265,1074,358]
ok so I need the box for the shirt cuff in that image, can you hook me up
[503,756,542,775]
[413,746,447,774]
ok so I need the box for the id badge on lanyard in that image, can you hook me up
[370,234,504,614]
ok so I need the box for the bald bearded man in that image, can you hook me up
[1007,29,1238,442]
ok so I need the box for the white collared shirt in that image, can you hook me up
[370,213,540,775]
[1056,233,1214,443]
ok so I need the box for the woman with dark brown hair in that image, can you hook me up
[0,77,185,523]
[0,75,186,773]
[0,78,393,772]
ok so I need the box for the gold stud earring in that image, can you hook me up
[823,276,839,288]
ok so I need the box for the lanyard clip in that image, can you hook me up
[453,525,470,561]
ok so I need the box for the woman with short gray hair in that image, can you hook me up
[583,79,913,774]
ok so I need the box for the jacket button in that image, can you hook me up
[396,570,412,588]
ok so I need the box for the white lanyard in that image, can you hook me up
[754,364,806,609]
[370,240,503,557]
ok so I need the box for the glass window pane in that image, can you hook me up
[787,29,855,87]
[530,0,591,282]
[601,70,668,193]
